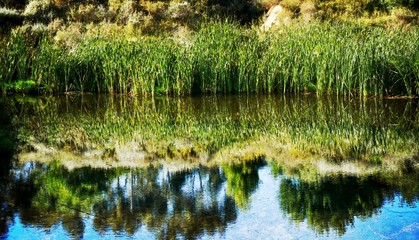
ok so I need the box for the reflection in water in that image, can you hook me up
[222,158,266,209]
[0,102,15,163]
[1,160,418,239]
[1,95,418,165]
[0,95,418,239]
[279,173,418,236]
[0,160,265,239]
[90,166,239,239]
[0,102,16,236]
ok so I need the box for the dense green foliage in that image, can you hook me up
[1,22,418,96]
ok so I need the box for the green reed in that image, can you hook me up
[0,31,32,93]
[1,22,418,96]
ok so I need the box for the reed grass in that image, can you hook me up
[1,21,418,96]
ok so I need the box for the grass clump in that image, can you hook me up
[2,21,418,96]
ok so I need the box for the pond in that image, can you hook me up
[0,95,418,239]
[1,160,418,239]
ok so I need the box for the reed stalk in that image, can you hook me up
[1,22,418,96]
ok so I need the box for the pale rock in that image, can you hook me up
[261,5,292,31]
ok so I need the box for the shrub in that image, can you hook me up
[52,0,70,9]
[54,22,83,49]
[108,0,124,12]
[85,21,123,38]
[117,0,141,23]
[316,0,373,19]
[69,4,110,23]
[280,0,302,13]
[391,7,418,25]
[141,1,167,18]
[24,0,59,23]
[167,2,193,21]
[300,1,316,22]
[259,0,281,11]
[379,0,419,10]
[47,17,64,34]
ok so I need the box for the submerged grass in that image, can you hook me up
[1,21,418,96]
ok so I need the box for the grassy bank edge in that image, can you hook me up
[1,21,418,96]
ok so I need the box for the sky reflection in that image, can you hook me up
[2,162,418,239]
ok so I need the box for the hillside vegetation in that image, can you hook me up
[1,1,418,96]
[1,0,418,37]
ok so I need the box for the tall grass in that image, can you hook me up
[1,21,418,96]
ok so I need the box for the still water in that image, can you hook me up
[1,160,418,239]
[0,95,418,239]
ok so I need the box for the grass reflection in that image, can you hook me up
[2,95,417,174]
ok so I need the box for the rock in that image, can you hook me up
[261,5,292,30]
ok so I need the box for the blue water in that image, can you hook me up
[2,163,418,240]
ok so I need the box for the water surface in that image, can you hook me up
[1,160,418,239]
[0,95,418,239]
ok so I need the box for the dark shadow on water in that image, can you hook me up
[0,100,15,236]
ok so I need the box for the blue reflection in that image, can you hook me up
[1,163,418,239]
